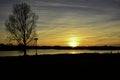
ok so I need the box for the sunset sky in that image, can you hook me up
[0,0,120,46]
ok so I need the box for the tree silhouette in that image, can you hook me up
[5,3,38,56]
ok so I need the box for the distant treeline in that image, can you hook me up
[0,43,120,51]
[0,44,23,51]
[36,46,120,50]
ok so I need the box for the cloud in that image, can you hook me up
[0,0,120,46]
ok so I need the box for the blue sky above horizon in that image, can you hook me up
[0,0,120,46]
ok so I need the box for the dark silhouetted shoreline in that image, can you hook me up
[0,44,120,51]
[0,53,120,64]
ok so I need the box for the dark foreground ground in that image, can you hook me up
[0,53,120,65]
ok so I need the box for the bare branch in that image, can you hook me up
[5,3,38,55]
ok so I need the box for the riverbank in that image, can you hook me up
[0,53,120,64]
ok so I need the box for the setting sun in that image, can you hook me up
[68,37,80,47]
[69,41,78,47]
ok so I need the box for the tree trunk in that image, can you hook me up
[23,28,27,56]
[23,35,27,56]
[24,44,27,56]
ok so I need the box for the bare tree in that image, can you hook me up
[5,3,38,56]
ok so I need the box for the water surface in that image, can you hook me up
[0,49,119,57]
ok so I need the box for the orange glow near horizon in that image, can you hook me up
[69,41,78,47]
[68,37,80,47]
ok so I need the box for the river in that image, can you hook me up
[0,49,119,56]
